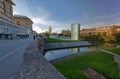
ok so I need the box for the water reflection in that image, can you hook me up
[44,47,91,61]
[71,48,79,53]
[44,41,120,61]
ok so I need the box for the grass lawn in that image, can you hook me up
[53,50,119,79]
[106,47,120,55]
[46,38,81,43]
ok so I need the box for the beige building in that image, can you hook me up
[0,0,30,39]
[80,25,120,41]
[0,0,15,22]
[13,15,33,35]
[81,27,108,36]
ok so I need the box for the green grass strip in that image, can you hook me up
[46,38,81,43]
[53,50,119,79]
[106,47,120,56]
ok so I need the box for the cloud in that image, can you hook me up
[13,10,19,15]
[95,12,120,20]
[33,25,43,33]
[13,3,72,33]
[35,6,50,19]
[32,17,72,33]
[26,5,73,33]
[12,0,76,33]
[81,22,107,29]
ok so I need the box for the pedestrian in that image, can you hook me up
[33,35,35,40]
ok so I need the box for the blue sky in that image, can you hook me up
[12,0,120,33]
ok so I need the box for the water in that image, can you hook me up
[44,40,120,61]
[44,47,92,61]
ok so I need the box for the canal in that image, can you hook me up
[44,47,92,61]
[44,41,120,61]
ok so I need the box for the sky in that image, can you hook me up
[12,0,120,33]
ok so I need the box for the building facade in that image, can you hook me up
[80,25,120,41]
[0,0,30,39]
[0,0,15,22]
[13,15,33,35]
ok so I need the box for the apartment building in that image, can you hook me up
[13,15,33,35]
[80,25,120,41]
[0,0,15,22]
[0,0,29,39]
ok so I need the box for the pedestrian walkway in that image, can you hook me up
[99,48,119,56]
[20,40,66,79]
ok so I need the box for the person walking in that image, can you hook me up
[33,35,35,40]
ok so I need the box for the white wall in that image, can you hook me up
[71,23,80,40]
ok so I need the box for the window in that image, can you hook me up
[17,22,20,26]
[3,1,6,15]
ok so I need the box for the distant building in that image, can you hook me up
[0,0,15,22]
[80,27,107,36]
[80,25,120,41]
[13,15,33,35]
[32,30,37,35]
[49,26,52,35]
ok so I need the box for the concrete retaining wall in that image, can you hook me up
[20,38,66,79]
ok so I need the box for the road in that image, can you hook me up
[0,39,33,79]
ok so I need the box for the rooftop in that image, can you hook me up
[14,15,29,18]
[13,15,33,23]
[5,0,15,5]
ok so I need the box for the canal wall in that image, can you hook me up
[20,38,66,79]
